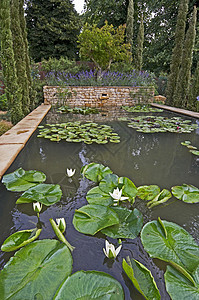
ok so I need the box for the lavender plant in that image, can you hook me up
[45,69,155,87]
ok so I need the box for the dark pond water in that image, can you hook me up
[0,108,199,299]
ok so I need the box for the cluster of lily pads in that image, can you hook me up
[74,162,199,299]
[37,121,120,144]
[57,106,99,115]
[121,116,198,133]
[121,104,163,113]
[0,168,124,299]
[0,164,199,299]
[181,140,199,156]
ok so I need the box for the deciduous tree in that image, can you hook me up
[25,0,81,62]
[77,21,131,81]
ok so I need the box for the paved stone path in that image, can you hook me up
[0,104,51,179]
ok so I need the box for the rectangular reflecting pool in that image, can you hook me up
[0,108,199,299]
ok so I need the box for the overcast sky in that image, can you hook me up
[73,0,85,14]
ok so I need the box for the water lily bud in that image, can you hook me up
[103,240,122,259]
[33,202,42,213]
[56,218,66,233]
[66,168,76,177]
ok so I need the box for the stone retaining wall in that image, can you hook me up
[43,86,154,107]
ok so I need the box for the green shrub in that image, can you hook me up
[0,120,12,135]
[0,94,8,111]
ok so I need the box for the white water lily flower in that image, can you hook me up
[33,202,42,213]
[103,240,122,259]
[109,187,129,202]
[56,218,66,233]
[66,168,76,177]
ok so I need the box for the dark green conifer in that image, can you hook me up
[188,61,199,111]
[166,0,189,105]
[173,6,197,108]
[10,0,30,115]
[135,14,144,71]
[19,0,35,108]
[126,0,134,52]
[0,0,24,124]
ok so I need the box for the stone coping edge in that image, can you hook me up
[0,104,51,179]
[151,103,199,119]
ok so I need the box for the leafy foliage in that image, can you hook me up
[78,21,131,79]
[126,115,198,133]
[121,105,163,113]
[171,184,199,203]
[1,228,42,252]
[38,121,120,144]
[25,0,81,62]
[2,168,46,191]
[101,207,143,239]
[0,0,24,124]
[141,219,199,274]
[54,270,124,299]
[81,162,113,183]
[123,257,161,300]
[16,183,62,206]
[165,265,199,300]
[57,106,99,115]
[0,240,73,299]
[73,204,120,235]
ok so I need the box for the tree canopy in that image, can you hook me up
[83,0,198,74]
[77,21,131,79]
[25,0,81,62]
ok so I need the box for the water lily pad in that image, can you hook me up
[99,174,119,193]
[0,240,73,300]
[119,177,137,203]
[81,163,113,183]
[54,270,124,299]
[164,265,199,300]
[86,186,114,206]
[16,184,62,206]
[101,207,143,239]
[141,219,199,273]
[123,257,161,300]
[38,122,120,145]
[1,228,42,252]
[2,168,46,192]
[147,189,172,208]
[73,204,119,235]
[171,184,199,203]
[137,185,160,201]
[190,150,199,156]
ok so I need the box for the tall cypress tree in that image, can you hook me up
[19,0,35,108]
[25,0,81,62]
[188,61,199,111]
[166,0,189,106]
[173,6,197,108]
[126,0,134,52]
[135,13,144,71]
[0,0,24,124]
[10,0,30,115]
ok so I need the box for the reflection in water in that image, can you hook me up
[0,109,198,299]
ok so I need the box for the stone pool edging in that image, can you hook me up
[43,85,155,107]
[0,104,51,179]
[151,103,199,119]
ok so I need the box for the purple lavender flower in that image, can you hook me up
[197,96,199,101]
